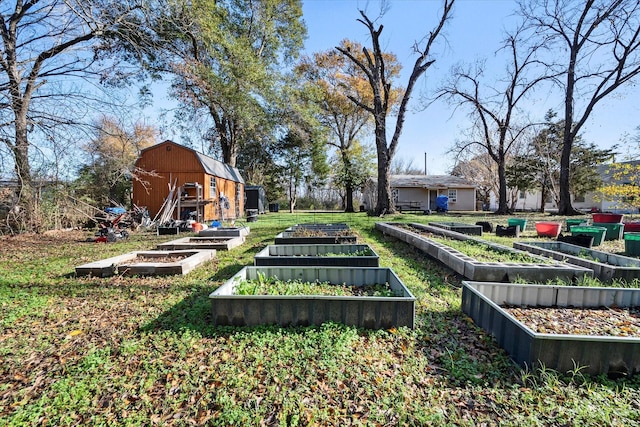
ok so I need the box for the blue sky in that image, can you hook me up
[300,0,640,174]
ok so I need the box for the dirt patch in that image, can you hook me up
[503,305,640,337]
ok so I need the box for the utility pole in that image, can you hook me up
[424,152,427,175]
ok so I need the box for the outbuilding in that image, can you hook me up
[132,140,245,222]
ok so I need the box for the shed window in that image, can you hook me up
[447,189,457,203]
[210,177,217,198]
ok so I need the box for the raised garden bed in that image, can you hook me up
[514,241,640,282]
[287,223,351,231]
[376,222,592,282]
[198,226,250,238]
[461,281,640,377]
[254,244,379,267]
[156,236,244,251]
[75,250,216,277]
[209,266,415,328]
[428,222,483,236]
[274,230,357,245]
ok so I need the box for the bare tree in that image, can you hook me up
[336,0,455,215]
[435,25,548,213]
[0,0,142,231]
[520,0,640,215]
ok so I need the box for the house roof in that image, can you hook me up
[373,174,476,189]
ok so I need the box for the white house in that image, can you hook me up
[491,160,640,213]
[364,174,477,213]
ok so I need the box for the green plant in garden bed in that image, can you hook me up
[235,273,399,297]
[428,235,551,263]
[323,248,373,257]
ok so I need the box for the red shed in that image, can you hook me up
[132,140,245,222]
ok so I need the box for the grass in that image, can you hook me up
[1,211,640,426]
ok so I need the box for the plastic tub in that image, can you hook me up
[592,213,624,223]
[535,221,562,238]
[592,222,624,241]
[507,218,527,232]
[571,226,607,247]
[624,222,640,233]
[624,232,640,256]
[566,218,587,232]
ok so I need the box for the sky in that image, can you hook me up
[298,0,640,174]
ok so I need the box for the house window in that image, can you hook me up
[574,194,585,203]
[519,190,526,199]
[447,189,457,203]
[210,176,217,198]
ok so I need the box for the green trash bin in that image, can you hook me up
[571,226,607,247]
[507,218,528,232]
[592,222,624,240]
[624,232,640,256]
[566,218,587,232]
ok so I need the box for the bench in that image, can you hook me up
[395,201,426,213]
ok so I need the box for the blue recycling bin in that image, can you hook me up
[435,196,449,213]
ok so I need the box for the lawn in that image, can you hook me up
[1,211,639,426]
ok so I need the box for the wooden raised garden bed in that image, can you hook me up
[462,281,640,377]
[76,250,216,277]
[209,266,415,329]
[254,244,379,267]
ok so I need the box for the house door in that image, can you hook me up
[429,190,437,211]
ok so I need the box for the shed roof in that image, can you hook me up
[139,140,245,184]
[373,174,476,189]
[195,152,245,184]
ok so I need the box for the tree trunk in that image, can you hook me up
[496,157,509,214]
[539,182,547,213]
[344,183,355,212]
[11,105,38,231]
[375,148,393,215]
[342,151,355,212]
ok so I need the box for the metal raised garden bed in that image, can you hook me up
[274,230,357,245]
[209,266,415,329]
[198,226,250,238]
[514,241,640,282]
[254,244,379,267]
[157,236,245,251]
[376,222,592,282]
[286,223,351,231]
[75,250,216,277]
[428,222,483,236]
[462,281,640,376]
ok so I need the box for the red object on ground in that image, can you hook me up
[95,236,108,243]
[535,221,562,238]
[624,222,640,232]
[592,213,624,223]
